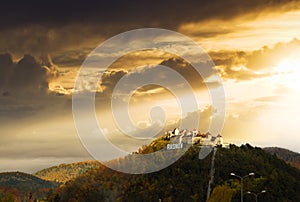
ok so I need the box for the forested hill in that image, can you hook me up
[264,147,300,169]
[35,160,101,183]
[49,144,300,202]
[0,171,59,201]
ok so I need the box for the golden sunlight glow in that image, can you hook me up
[272,58,300,91]
[180,10,300,50]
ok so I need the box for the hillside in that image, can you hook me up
[35,160,101,183]
[0,171,59,201]
[264,147,300,169]
[49,143,300,202]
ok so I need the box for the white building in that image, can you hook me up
[173,128,180,136]
[165,128,225,148]
[192,129,198,136]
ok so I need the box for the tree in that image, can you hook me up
[208,184,234,202]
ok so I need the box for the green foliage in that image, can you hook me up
[35,160,101,183]
[50,146,212,202]
[214,144,300,202]
[264,147,300,169]
[0,172,59,201]
[207,184,234,202]
[49,144,300,201]
[0,189,16,202]
[137,134,171,154]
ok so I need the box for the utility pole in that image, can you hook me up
[230,172,255,202]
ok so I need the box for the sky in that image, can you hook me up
[1,0,300,173]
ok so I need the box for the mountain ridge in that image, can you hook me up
[1,145,300,201]
[263,147,300,169]
[48,143,300,201]
[0,171,59,201]
[34,160,101,183]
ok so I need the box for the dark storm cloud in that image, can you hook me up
[97,56,215,99]
[0,53,67,119]
[0,53,58,94]
[100,70,128,94]
[0,54,14,88]
[0,24,99,55]
[159,57,214,89]
[1,0,299,29]
[0,0,300,55]
[52,49,91,67]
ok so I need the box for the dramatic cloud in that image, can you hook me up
[209,38,300,81]
[0,53,71,120]
[0,54,14,90]
[95,56,214,101]
[0,53,58,95]
[1,0,300,56]
[1,0,300,173]
[100,70,128,94]
[1,0,300,29]
[245,38,300,69]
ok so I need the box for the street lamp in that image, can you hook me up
[247,190,266,202]
[230,172,255,202]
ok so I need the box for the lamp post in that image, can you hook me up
[247,190,266,202]
[230,172,255,202]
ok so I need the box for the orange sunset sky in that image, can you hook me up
[0,0,300,172]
